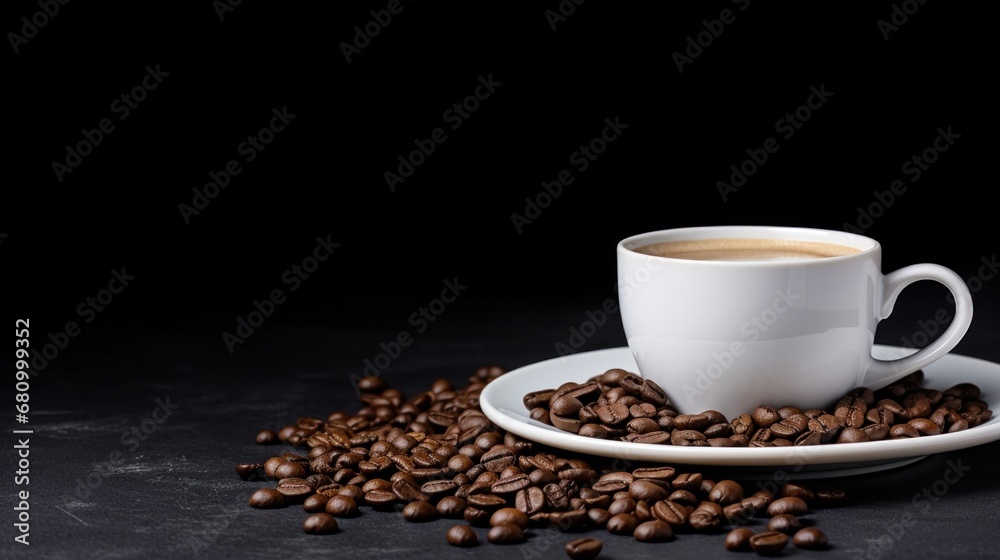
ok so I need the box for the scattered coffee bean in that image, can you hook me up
[256,429,279,445]
[768,497,808,517]
[565,537,602,560]
[725,527,754,551]
[606,513,640,535]
[633,519,673,542]
[446,525,478,547]
[325,495,360,518]
[767,513,802,535]
[487,523,526,544]
[750,531,788,554]
[793,527,829,549]
[302,513,338,535]
[303,493,331,513]
[402,500,437,522]
[249,488,286,509]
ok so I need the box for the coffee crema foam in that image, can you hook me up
[633,238,862,261]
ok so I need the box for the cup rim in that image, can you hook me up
[618,225,880,266]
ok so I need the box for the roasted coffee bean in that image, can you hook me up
[446,524,478,547]
[606,513,640,535]
[544,482,570,510]
[725,527,754,551]
[487,523,526,544]
[835,397,868,428]
[436,495,466,518]
[770,414,810,438]
[861,423,890,440]
[491,507,529,529]
[633,519,673,542]
[303,493,332,513]
[403,500,437,522]
[629,480,669,503]
[481,446,516,472]
[709,480,744,505]
[671,429,707,446]
[551,396,584,417]
[652,500,689,526]
[633,466,675,480]
[890,424,920,438]
[325,495,360,517]
[668,489,698,507]
[256,430,279,445]
[391,478,429,502]
[768,513,802,535]
[364,489,397,510]
[904,393,932,419]
[689,501,724,531]
[464,506,492,527]
[674,413,711,431]
[236,463,264,480]
[779,483,814,503]
[550,509,589,532]
[564,537,602,560]
[723,501,756,525]
[623,431,671,444]
[276,477,313,501]
[793,527,829,549]
[493,473,531,494]
[467,493,507,510]
[752,406,780,428]
[302,513,338,535]
[750,531,788,554]
[512,487,544,516]
[587,508,611,528]
[608,496,636,516]
[908,417,942,435]
[263,457,287,479]
[767,496,808,517]
[837,427,870,443]
[815,489,846,506]
[944,383,981,400]
[559,468,597,484]
[249,488,286,509]
[671,472,703,491]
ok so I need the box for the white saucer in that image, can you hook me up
[480,345,1000,479]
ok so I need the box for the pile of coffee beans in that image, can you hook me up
[525,368,992,447]
[236,365,991,556]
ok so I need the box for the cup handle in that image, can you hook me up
[862,264,973,388]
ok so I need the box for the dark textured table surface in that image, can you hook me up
[6,291,1000,560]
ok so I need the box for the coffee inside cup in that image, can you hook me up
[633,238,862,261]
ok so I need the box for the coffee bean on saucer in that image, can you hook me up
[302,513,338,535]
[446,524,478,547]
[565,537,602,560]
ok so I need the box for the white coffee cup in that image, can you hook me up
[616,225,973,419]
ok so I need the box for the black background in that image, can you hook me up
[4,1,999,559]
